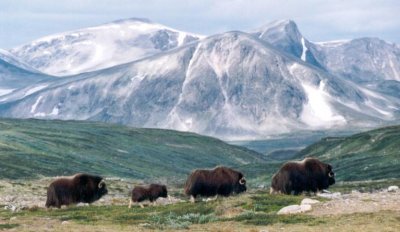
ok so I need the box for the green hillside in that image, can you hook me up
[296,125,400,181]
[0,118,266,180]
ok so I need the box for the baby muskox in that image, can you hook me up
[129,184,169,208]
[270,157,335,195]
[46,173,108,208]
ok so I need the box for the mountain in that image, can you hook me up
[253,20,400,84]
[0,31,398,139]
[9,18,203,76]
[0,49,52,96]
[0,118,265,180]
[296,125,400,181]
[313,38,400,83]
[251,20,323,69]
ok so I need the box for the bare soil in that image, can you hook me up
[310,189,400,216]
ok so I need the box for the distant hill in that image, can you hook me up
[296,125,400,181]
[0,118,265,180]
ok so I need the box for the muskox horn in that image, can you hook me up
[98,180,105,188]
[328,172,334,178]
[239,177,246,185]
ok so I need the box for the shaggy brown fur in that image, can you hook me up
[184,166,246,200]
[270,157,335,195]
[129,184,168,208]
[45,173,108,208]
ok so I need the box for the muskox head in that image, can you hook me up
[235,174,247,194]
[160,185,168,198]
[97,179,108,197]
[326,164,335,186]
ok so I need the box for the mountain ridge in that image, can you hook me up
[0,18,399,139]
[9,18,203,76]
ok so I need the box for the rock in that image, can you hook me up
[61,221,69,225]
[277,204,312,215]
[301,198,320,205]
[76,203,89,207]
[351,190,361,194]
[317,192,341,199]
[388,186,399,192]
[4,205,17,212]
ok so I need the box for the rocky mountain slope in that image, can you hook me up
[0,19,399,139]
[0,49,52,95]
[10,18,202,76]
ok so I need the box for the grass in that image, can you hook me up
[0,118,266,181]
[2,190,398,231]
[292,125,400,181]
[0,192,313,229]
[0,224,19,230]
[1,179,399,231]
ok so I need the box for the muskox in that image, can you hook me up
[184,166,247,202]
[129,184,169,208]
[270,157,335,195]
[45,173,108,208]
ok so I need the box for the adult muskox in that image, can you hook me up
[129,184,169,208]
[45,173,108,208]
[270,158,335,195]
[184,166,246,202]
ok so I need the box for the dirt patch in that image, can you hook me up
[310,189,400,216]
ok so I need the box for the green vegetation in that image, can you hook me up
[0,224,19,230]
[296,125,400,181]
[0,192,314,230]
[0,118,266,181]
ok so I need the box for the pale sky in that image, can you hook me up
[0,0,399,48]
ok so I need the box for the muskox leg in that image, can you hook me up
[152,201,156,206]
[128,199,132,209]
[139,203,144,208]
[190,195,195,203]
[168,195,172,203]
[270,187,278,194]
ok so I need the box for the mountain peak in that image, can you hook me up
[10,18,202,76]
[110,17,152,24]
[255,19,299,35]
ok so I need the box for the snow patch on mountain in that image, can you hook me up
[24,84,48,97]
[315,40,351,47]
[300,81,346,128]
[30,96,42,113]
[0,89,15,96]
[10,18,203,76]
[301,37,308,61]
[0,49,39,73]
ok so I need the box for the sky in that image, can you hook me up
[0,0,399,49]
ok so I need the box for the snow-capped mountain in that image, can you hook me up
[313,38,400,83]
[251,20,323,69]
[253,20,400,84]
[0,49,40,73]
[10,18,203,76]
[0,49,52,96]
[0,31,398,139]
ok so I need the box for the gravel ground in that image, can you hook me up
[310,188,400,216]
